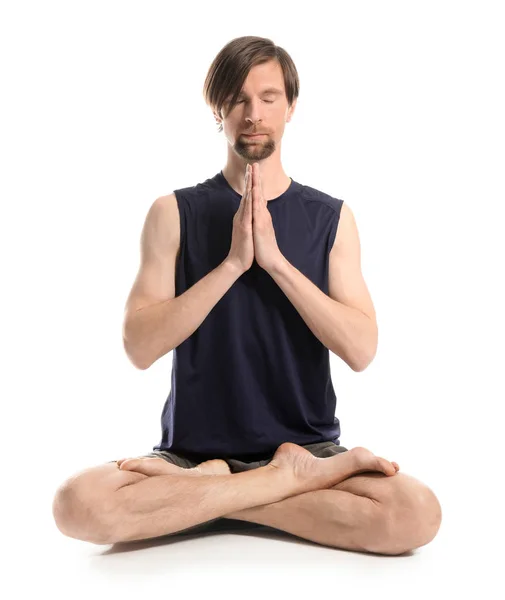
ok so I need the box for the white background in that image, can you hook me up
[2,1,503,598]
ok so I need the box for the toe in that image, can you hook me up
[119,457,169,477]
[378,457,397,476]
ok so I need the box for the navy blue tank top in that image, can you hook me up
[152,170,345,462]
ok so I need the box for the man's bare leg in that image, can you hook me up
[115,445,399,550]
[107,461,292,543]
[223,480,392,551]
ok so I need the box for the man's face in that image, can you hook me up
[216,59,296,161]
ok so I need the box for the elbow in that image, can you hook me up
[352,358,369,373]
[351,356,370,373]
[122,320,153,370]
[352,345,377,372]
[353,321,378,372]
[350,357,366,372]
[123,338,151,371]
[134,359,151,371]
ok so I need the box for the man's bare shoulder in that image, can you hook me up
[156,191,178,211]
[151,192,181,255]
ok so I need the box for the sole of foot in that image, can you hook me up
[116,457,231,477]
[268,443,400,492]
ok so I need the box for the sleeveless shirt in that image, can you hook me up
[152,170,345,462]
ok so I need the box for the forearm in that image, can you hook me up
[123,259,243,370]
[268,258,376,371]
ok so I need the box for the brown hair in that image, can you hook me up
[203,36,300,133]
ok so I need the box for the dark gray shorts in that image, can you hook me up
[109,440,348,537]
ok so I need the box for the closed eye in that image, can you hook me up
[237,99,275,104]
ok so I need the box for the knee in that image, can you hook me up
[413,484,443,546]
[52,478,113,545]
[385,477,443,554]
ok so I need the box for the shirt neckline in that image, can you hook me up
[217,170,297,204]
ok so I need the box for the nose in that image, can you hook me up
[245,117,262,131]
[245,99,263,126]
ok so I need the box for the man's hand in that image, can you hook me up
[225,163,255,274]
[251,162,285,273]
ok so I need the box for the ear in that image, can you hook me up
[286,99,297,123]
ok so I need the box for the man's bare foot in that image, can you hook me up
[268,442,400,493]
[116,456,231,477]
[192,459,232,476]
[349,447,400,476]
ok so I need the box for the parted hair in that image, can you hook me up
[203,36,300,133]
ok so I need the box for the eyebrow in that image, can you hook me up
[237,87,283,96]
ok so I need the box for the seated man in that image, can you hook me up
[52,36,442,555]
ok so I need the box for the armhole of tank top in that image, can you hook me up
[328,198,344,253]
[172,190,185,254]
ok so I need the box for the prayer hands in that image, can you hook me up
[250,162,284,273]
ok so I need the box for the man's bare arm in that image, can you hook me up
[122,184,252,371]
[265,203,377,372]
[124,259,243,370]
[267,258,375,372]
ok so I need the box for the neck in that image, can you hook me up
[222,149,291,201]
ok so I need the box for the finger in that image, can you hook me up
[247,163,252,191]
[245,164,253,220]
[254,163,263,209]
[237,165,251,221]
[256,164,266,207]
[238,165,250,218]
[251,165,258,210]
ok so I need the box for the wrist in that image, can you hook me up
[222,258,246,277]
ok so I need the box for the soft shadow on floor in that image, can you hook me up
[101,520,301,555]
[99,518,414,558]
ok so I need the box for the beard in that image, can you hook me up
[234,134,276,161]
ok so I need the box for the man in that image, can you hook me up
[52,36,442,554]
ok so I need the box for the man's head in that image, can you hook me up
[203,36,299,162]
